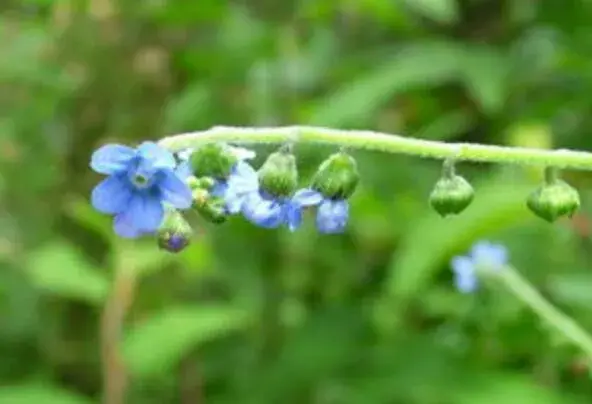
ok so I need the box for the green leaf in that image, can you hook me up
[162,83,211,133]
[26,242,109,305]
[460,47,510,115]
[123,305,251,378]
[0,384,93,404]
[385,176,537,302]
[547,273,592,309]
[452,372,582,404]
[403,0,460,24]
[307,41,462,127]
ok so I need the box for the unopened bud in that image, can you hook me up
[157,209,192,253]
[429,160,474,217]
[527,168,580,222]
[190,143,237,179]
[311,151,359,199]
[258,147,298,197]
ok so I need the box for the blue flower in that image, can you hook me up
[90,142,193,238]
[290,189,350,234]
[450,241,508,293]
[222,161,321,231]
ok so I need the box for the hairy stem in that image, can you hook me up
[159,126,592,170]
[498,266,592,360]
[101,259,137,404]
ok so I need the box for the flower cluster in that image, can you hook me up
[450,241,508,293]
[212,147,359,233]
[90,142,192,238]
[90,141,360,251]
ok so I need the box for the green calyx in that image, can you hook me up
[258,149,298,197]
[527,168,580,222]
[189,143,237,179]
[157,209,193,253]
[429,160,474,217]
[192,188,228,224]
[311,151,359,199]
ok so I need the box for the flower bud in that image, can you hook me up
[258,148,298,197]
[157,209,192,253]
[429,175,474,217]
[527,175,580,223]
[311,151,359,199]
[190,143,237,179]
[194,191,228,224]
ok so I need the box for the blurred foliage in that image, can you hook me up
[2,0,592,403]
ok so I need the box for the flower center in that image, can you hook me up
[130,173,151,188]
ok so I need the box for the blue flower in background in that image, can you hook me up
[90,142,193,238]
[450,241,508,293]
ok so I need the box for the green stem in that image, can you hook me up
[159,125,592,170]
[498,266,592,359]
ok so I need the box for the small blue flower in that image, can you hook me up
[223,161,261,214]
[292,189,350,234]
[241,188,322,231]
[221,162,321,231]
[450,241,508,293]
[90,142,193,238]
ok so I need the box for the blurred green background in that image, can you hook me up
[3,0,592,403]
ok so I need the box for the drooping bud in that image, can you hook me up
[311,151,359,199]
[189,143,237,179]
[191,187,229,224]
[429,159,474,217]
[527,167,580,222]
[195,192,228,224]
[157,209,192,253]
[258,146,298,197]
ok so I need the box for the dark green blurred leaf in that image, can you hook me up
[460,47,510,115]
[0,384,93,404]
[307,41,462,127]
[403,0,460,24]
[123,305,251,378]
[25,242,109,305]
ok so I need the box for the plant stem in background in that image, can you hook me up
[158,126,592,170]
[498,266,592,360]
[100,262,138,404]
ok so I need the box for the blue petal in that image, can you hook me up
[224,190,247,214]
[316,199,349,234]
[91,175,132,214]
[292,188,323,207]
[285,202,303,232]
[137,142,176,170]
[113,213,144,238]
[242,193,284,228]
[175,161,193,180]
[450,256,474,276]
[227,161,259,194]
[454,272,478,293]
[121,194,164,232]
[90,144,136,175]
[210,181,228,198]
[158,170,193,209]
[470,241,508,269]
